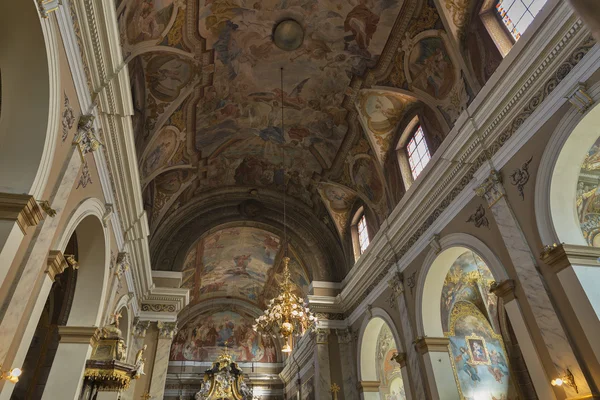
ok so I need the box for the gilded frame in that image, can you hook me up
[465,333,490,365]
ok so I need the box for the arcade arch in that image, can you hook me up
[358,309,409,400]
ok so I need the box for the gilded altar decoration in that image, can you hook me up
[194,346,253,400]
[253,256,316,353]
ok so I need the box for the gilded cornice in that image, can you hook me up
[540,243,600,274]
[0,193,43,234]
[58,326,101,346]
[357,381,380,392]
[490,279,516,302]
[414,337,450,354]
[46,250,69,282]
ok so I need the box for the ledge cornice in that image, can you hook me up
[0,193,43,234]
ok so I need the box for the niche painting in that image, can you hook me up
[577,135,600,246]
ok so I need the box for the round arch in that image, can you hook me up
[535,84,600,246]
[416,233,509,337]
[113,294,133,349]
[54,198,110,327]
[0,0,60,197]
[357,307,404,382]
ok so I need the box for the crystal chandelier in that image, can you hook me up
[253,256,316,352]
[253,68,316,353]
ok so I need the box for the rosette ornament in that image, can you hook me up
[253,257,316,353]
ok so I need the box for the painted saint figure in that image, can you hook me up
[455,347,480,384]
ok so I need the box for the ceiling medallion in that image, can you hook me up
[273,19,304,51]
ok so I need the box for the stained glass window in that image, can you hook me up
[496,0,548,41]
[358,214,369,254]
[407,125,431,180]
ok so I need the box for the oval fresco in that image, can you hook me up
[408,36,455,100]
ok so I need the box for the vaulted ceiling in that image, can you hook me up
[117,0,496,285]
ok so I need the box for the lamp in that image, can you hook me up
[551,368,578,393]
[253,68,316,353]
[0,365,22,383]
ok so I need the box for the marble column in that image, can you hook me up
[314,328,332,400]
[120,319,151,400]
[41,326,100,400]
[541,244,600,388]
[148,322,177,399]
[491,280,556,400]
[0,149,81,366]
[476,170,590,397]
[388,272,427,400]
[336,329,358,400]
[414,337,459,400]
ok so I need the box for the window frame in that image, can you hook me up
[351,207,371,261]
[396,116,432,190]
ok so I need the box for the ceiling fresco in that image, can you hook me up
[116,0,493,287]
[180,226,310,307]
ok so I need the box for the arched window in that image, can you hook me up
[396,117,432,189]
[480,0,548,57]
[352,207,371,260]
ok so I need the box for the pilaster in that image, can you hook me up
[413,337,458,400]
[148,322,177,399]
[477,170,593,397]
[314,328,331,400]
[336,328,358,400]
[388,272,426,400]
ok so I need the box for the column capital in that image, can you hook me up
[490,279,517,302]
[335,328,352,344]
[58,326,101,346]
[0,193,43,234]
[157,321,178,339]
[315,328,330,344]
[414,337,449,355]
[391,352,406,367]
[46,250,69,281]
[475,170,505,207]
[132,318,152,338]
[540,243,600,274]
[357,381,380,392]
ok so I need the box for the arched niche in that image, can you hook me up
[55,198,110,327]
[416,234,508,337]
[357,308,404,387]
[0,0,59,197]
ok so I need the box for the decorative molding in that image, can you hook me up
[566,83,594,113]
[132,319,151,338]
[37,0,62,18]
[62,91,76,141]
[387,271,403,309]
[103,203,113,226]
[38,200,57,217]
[391,352,406,368]
[141,304,177,313]
[0,193,43,234]
[46,250,69,282]
[357,381,380,392]
[414,337,450,354]
[115,252,130,278]
[315,328,330,344]
[58,326,100,346]
[466,204,490,229]
[540,243,600,274]
[157,321,178,339]
[475,170,505,207]
[490,279,516,303]
[76,160,93,189]
[73,114,102,161]
[335,329,353,344]
[509,156,533,200]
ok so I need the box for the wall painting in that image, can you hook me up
[577,135,600,246]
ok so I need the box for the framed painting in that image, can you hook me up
[465,333,490,365]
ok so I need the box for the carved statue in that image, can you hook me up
[134,345,147,378]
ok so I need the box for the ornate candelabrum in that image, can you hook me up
[195,346,253,400]
[253,257,316,353]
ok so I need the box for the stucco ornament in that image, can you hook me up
[73,114,103,160]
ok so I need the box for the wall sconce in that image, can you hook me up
[551,368,578,393]
[0,366,22,383]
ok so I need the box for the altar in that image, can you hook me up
[195,347,253,400]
